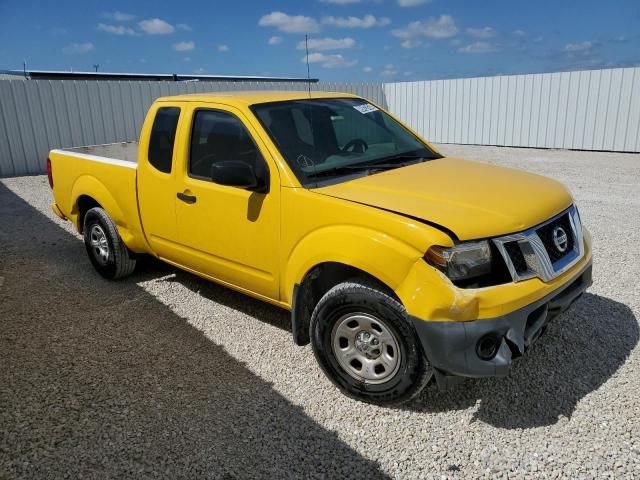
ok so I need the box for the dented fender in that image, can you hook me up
[396,259,481,322]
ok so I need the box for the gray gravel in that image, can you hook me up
[1,144,639,479]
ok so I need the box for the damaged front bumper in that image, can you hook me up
[411,260,593,389]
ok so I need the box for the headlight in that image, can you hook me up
[425,240,492,281]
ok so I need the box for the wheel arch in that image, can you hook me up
[75,195,103,233]
[284,225,421,302]
[291,261,402,346]
[69,175,148,253]
[285,225,423,346]
[70,175,125,233]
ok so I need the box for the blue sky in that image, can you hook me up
[1,0,639,81]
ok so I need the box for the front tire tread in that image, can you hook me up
[310,278,431,406]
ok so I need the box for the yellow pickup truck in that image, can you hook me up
[48,91,592,405]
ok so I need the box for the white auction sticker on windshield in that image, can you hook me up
[353,103,378,114]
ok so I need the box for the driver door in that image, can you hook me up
[173,105,280,300]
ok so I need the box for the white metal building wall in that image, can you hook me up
[383,67,640,152]
[0,80,385,177]
[0,69,638,177]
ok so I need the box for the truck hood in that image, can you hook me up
[314,157,573,241]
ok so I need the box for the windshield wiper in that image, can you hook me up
[305,152,438,180]
[306,162,416,179]
[344,154,428,171]
[305,164,373,179]
[306,155,430,179]
[370,152,434,165]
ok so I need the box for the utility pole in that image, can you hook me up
[93,64,99,73]
[23,60,27,78]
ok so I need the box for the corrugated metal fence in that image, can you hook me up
[1,67,638,177]
[0,80,384,177]
[384,67,640,152]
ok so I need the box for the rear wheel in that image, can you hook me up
[310,279,432,406]
[83,207,136,280]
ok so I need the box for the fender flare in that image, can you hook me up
[283,224,422,306]
[71,175,126,229]
[68,174,149,251]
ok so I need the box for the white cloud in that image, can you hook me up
[564,41,592,53]
[401,39,422,49]
[97,23,137,35]
[363,66,373,73]
[398,0,431,6]
[173,41,195,51]
[176,23,192,31]
[303,52,357,68]
[259,11,320,34]
[103,11,136,21]
[320,0,362,4]
[268,36,283,45]
[458,41,498,54]
[380,64,397,76]
[194,68,206,74]
[62,42,94,54]
[217,44,230,52]
[297,37,356,51]
[467,26,496,39]
[322,15,390,28]
[392,15,458,40]
[512,29,527,37]
[139,18,175,35]
[183,57,191,61]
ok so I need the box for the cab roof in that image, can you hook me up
[155,90,360,107]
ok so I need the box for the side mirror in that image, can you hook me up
[210,161,258,190]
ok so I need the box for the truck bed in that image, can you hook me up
[61,141,138,165]
[49,141,147,253]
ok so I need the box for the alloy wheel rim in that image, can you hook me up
[89,224,109,266]
[331,312,401,384]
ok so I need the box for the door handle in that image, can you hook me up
[177,192,197,204]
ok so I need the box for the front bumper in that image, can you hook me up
[411,260,592,386]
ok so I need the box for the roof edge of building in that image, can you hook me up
[0,69,319,83]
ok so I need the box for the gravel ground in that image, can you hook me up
[1,144,639,479]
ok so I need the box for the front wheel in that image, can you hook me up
[310,280,432,406]
[83,207,137,280]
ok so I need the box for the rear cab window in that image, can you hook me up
[148,107,181,173]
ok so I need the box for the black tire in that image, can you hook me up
[310,279,432,406]
[83,207,137,280]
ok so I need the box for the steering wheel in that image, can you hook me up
[342,138,369,154]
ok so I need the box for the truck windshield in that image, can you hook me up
[251,98,441,187]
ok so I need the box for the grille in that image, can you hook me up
[493,205,583,283]
[503,241,528,274]
[536,213,575,263]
